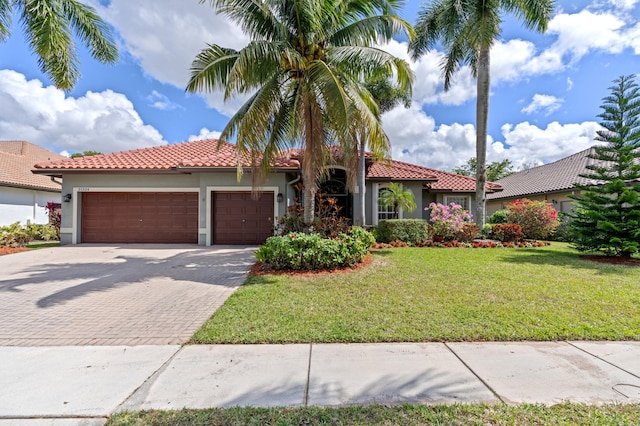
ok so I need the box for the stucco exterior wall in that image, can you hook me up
[59,172,290,245]
[0,186,60,226]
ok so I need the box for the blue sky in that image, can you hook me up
[0,0,638,172]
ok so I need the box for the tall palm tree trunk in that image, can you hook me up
[475,46,490,226]
[356,138,367,226]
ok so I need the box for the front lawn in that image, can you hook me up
[109,403,640,425]
[192,243,640,343]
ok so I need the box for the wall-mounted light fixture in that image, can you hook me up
[63,193,72,203]
[277,193,284,203]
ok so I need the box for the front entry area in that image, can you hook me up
[212,192,274,244]
[81,192,198,243]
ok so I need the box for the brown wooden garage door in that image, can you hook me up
[81,192,198,243]
[213,192,274,244]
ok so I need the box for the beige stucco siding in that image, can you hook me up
[59,172,289,245]
[486,191,578,217]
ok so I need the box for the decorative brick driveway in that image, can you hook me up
[0,245,256,346]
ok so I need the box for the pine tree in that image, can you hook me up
[569,75,640,258]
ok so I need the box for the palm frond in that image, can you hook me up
[201,0,285,41]
[329,15,414,47]
[0,0,11,41]
[20,0,78,90]
[187,44,239,96]
[60,0,117,63]
[225,40,289,96]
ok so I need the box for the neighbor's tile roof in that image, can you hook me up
[33,139,299,172]
[487,148,601,200]
[0,141,66,191]
[368,159,502,192]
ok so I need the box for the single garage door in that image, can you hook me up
[213,192,274,244]
[81,192,198,243]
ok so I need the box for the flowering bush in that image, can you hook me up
[427,202,473,241]
[255,227,374,271]
[491,223,524,242]
[506,199,559,240]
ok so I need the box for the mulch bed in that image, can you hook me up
[249,253,374,277]
[580,255,640,267]
[0,247,31,256]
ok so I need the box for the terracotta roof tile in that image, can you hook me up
[487,148,602,200]
[33,139,300,172]
[0,141,66,191]
[368,159,501,192]
[32,138,500,193]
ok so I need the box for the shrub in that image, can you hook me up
[255,227,374,271]
[491,223,524,242]
[276,193,350,238]
[488,209,509,224]
[0,222,31,247]
[375,219,429,244]
[552,216,575,243]
[453,223,479,242]
[506,198,559,240]
[427,202,473,241]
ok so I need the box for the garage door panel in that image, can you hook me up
[213,192,273,244]
[81,192,198,243]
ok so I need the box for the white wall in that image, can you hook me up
[0,186,60,226]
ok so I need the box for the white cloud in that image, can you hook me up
[567,77,574,91]
[148,90,182,111]
[493,121,601,168]
[521,94,564,115]
[0,70,166,154]
[382,105,602,171]
[523,9,636,74]
[96,0,251,116]
[188,127,222,141]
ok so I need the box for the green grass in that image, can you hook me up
[25,241,60,249]
[192,243,640,343]
[108,403,640,425]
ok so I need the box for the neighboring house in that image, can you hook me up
[33,139,502,245]
[486,147,603,216]
[1,141,66,226]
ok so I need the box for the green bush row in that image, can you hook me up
[256,227,375,271]
[1,222,59,247]
[375,219,429,244]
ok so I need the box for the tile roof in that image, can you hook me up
[368,159,502,192]
[0,141,66,191]
[487,148,602,200]
[33,139,299,172]
[32,138,500,193]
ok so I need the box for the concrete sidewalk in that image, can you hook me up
[1,342,639,424]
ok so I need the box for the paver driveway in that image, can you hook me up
[0,245,256,346]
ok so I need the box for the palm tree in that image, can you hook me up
[187,0,413,223]
[347,75,412,226]
[0,0,118,90]
[378,182,416,219]
[408,0,553,226]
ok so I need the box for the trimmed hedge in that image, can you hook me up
[255,227,375,271]
[376,219,429,244]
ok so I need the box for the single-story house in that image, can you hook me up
[486,147,608,216]
[1,140,66,226]
[33,139,502,245]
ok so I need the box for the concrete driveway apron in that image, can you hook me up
[0,245,255,346]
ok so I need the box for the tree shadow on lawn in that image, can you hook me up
[497,248,635,275]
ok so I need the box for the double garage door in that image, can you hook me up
[81,191,273,244]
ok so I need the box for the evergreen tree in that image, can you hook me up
[569,75,640,258]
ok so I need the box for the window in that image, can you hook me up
[378,185,397,220]
[444,196,470,210]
